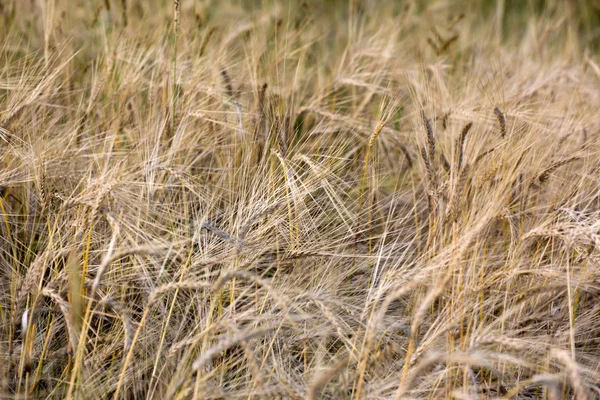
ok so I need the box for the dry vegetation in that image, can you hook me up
[1,0,600,398]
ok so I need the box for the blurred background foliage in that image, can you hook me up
[1,0,599,48]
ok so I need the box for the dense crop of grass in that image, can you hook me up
[1,0,600,398]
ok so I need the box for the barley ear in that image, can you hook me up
[456,122,473,170]
[493,107,506,138]
[421,110,436,156]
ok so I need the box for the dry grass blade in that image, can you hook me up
[395,352,495,399]
[191,327,272,370]
[199,221,236,243]
[367,282,421,346]
[409,276,451,350]
[97,296,135,352]
[91,212,121,294]
[15,248,54,315]
[238,201,283,242]
[147,280,212,307]
[41,288,78,353]
[551,349,590,400]
[395,273,456,395]
[306,357,349,400]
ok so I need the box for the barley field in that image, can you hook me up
[1,0,600,398]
